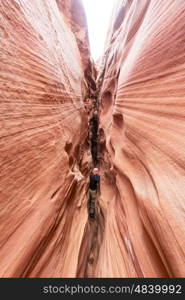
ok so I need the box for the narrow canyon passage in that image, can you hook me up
[0,0,185,278]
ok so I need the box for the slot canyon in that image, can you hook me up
[0,0,185,278]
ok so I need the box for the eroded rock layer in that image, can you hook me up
[97,0,185,277]
[0,0,92,277]
[1,0,185,279]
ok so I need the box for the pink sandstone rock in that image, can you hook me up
[0,0,185,279]
[0,0,92,277]
[97,0,185,277]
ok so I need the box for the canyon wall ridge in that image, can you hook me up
[97,0,185,277]
[0,0,93,277]
[0,0,185,278]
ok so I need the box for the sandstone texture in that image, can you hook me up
[0,0,185,278]
[97,0,185,277]
[0,0,93,277]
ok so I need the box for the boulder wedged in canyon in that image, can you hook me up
[0,0,94,277]
[97,0,185,277]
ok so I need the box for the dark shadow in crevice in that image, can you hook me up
[89,113,99,167]
[112,112,124,128]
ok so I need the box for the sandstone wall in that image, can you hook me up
[1,0,185,279]
[0,0,91,277]
[97,0,185,277]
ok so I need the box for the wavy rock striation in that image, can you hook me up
[1,0,185,278]
[0,0,94,277]
[97,0,185,277]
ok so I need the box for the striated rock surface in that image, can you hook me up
[0,0,94,277]
[97,0,185,277]
[1,0,185,279]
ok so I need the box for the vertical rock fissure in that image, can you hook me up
[89,96,99,168]
[77,71,103,277]
[86,83,100,277]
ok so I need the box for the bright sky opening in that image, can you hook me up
[82,0,115,61]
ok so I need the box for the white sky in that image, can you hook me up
[82,0,115,61]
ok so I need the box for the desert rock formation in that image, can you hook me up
[0,0,185,278]
[0,0,94,277]
[97,0,185,277]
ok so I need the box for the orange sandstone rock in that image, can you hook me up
[1,0,185,279]
[97,0,185,277]
[0,0,91,277]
